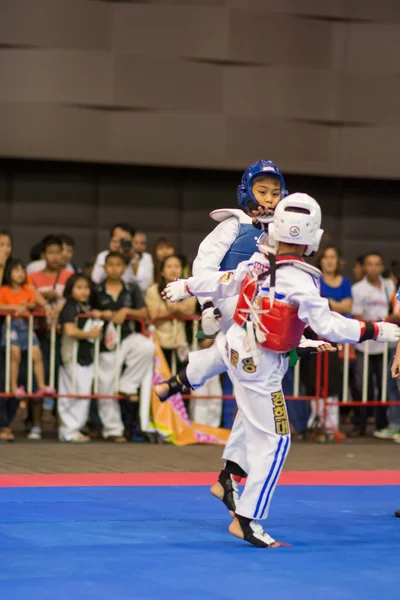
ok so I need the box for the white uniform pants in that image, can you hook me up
[98,333,155,437]
[186,331,249,474]
[58,364,93,441]
[225,325,291,521]
[190,375,223,427]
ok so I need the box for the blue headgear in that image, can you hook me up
[237,160,288,213]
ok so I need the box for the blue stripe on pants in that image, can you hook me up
[253,437,284,520]
[259,436,290,519]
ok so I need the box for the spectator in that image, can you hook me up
[352,255,364,283]
[26,238,46,274]
[58,234,78,272]
[152,237,175,283]
[304,247,353,434]
[131,231,154,292]
[58,274,102,443]
[373,288,400,440]
[0,259,54,441]
[145,255,196,372]
[0,230,12,286]
[317,246,352,316]
[93,252,154,442]
[351,252,396,436]
[92,223,134,285]
[92,224,152,293]
[27,234,77,275]
[83,261,94,280]
[29,235,74,311]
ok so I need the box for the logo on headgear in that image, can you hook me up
[289,226,300,238]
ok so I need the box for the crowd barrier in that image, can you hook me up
[1,310,399,439]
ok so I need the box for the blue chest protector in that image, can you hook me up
[219,223,259,271]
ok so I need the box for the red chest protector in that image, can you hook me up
[233,274,305,353]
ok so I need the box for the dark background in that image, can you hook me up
[0,158,398,275]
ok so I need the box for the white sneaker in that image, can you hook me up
[373,428,400,440]
[27,426,42,440]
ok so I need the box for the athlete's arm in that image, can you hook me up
[292,276,400,344]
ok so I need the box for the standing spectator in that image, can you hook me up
[145,255,196,372]
[92,223,134,285]
[0,260,54,440]
[152,237,175,283]
[58,234,78,273]
[0,230,12,286]
[131,231,154,293]
[29,236,74,311]
[58,274,102,443]
[28,236,74,438]
[307,247,353,433]
[27,234,77,275]
[352,255,365,283]
[93,252,154,441]
[352,252,395,436]
[374,289,400,440]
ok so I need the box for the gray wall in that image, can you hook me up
[1,0,400,178]
[0,159,399,276]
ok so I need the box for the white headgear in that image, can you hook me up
[268,193,324,256]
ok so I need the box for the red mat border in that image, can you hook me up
[0,470,400,488]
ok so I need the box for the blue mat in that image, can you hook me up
[1,485,399,600]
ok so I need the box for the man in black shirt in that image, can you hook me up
[93,252,154,440]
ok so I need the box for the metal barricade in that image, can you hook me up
[0,310,146,401]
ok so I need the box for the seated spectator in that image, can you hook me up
[92,252,154,442]
[131,231,154,292]
[0,260,54,441]
[352,252,395,436]
[146,255,196,372]
[152,237,175,283]
[58,274,102,443]
[29,235,74,312]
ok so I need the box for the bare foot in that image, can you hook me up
[210,482,235,518]
[229,517,281,548]
[154,382,170,401]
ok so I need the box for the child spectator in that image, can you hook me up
[146,255,196,372]
[0,260,54,440]
[58,234,78,273]
[93,252,154,441]
[58,274,103,443]
[29,235,74,311]
[152,237,175,283]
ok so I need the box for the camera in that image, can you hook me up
[120,238,132,252]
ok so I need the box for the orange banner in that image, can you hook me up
[151,333,230,446]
